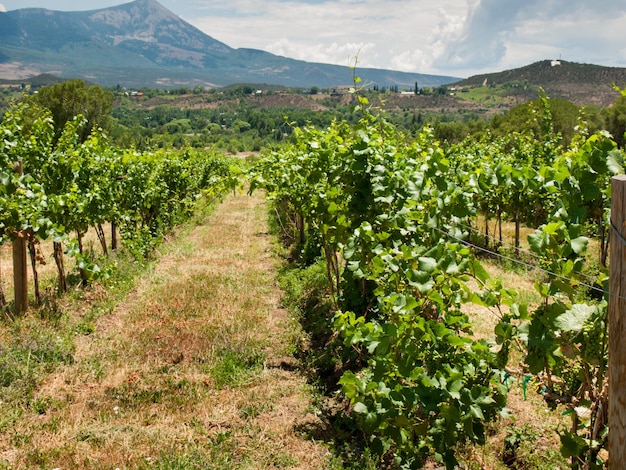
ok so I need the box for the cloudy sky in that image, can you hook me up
[1,0,625,79]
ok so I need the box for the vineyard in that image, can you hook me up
[249,88,624,468]
[1,84,625,469]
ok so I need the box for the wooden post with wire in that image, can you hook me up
[12,161,28,313]
[609,174,626,465]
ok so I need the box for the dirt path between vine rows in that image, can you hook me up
[4,190,332,469]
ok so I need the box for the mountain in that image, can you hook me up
[453,60,626,107]
[0,0,458,89]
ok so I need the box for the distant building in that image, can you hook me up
[551,60,561,67]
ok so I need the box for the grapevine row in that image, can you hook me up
[1,101,237,306]
[250,90,623,468]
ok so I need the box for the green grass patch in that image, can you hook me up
[501,424,568,469]
[239,401,273,420]
[0,318,74,404]
[143,436,244,470]
[209,346,265,389]
[278,259,341,389]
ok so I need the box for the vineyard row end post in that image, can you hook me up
[12,161,28,313]
[609,174,626,465]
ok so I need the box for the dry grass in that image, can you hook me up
[0,191,331,469]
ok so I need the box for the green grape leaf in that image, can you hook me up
[607,149,624,175]
[353,402,368,414]
[554,304,596,332]
[560,431,589,458]
[570,236,588,255]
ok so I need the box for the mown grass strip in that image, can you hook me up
[0,190,331,469]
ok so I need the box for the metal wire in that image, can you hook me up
[611,218,626,246]
[431,225,617,301]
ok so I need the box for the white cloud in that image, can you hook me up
[434,0,626,76]
[266,38,376,68]
[188,0,468,74]
[389,50,430,74]
[0,4,7,12]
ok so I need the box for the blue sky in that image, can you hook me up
[1,0,626,78]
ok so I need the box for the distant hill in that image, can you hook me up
[0,0,458,89]
[0,73,66,88]
[453,60,626,107]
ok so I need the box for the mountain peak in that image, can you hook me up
[88,0,233,55]
[88,0,186,36]
[131,0,162,5]
[103,0,171,16]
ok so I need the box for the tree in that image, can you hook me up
[28,79,114,143]
[603,94,626,147]
[490,96,582,147]
[434,120,469,144]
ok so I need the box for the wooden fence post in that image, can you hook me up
[609,175,626,465]
[12,235,28,313]
[111,221,118,251]
[12,161,28,313]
